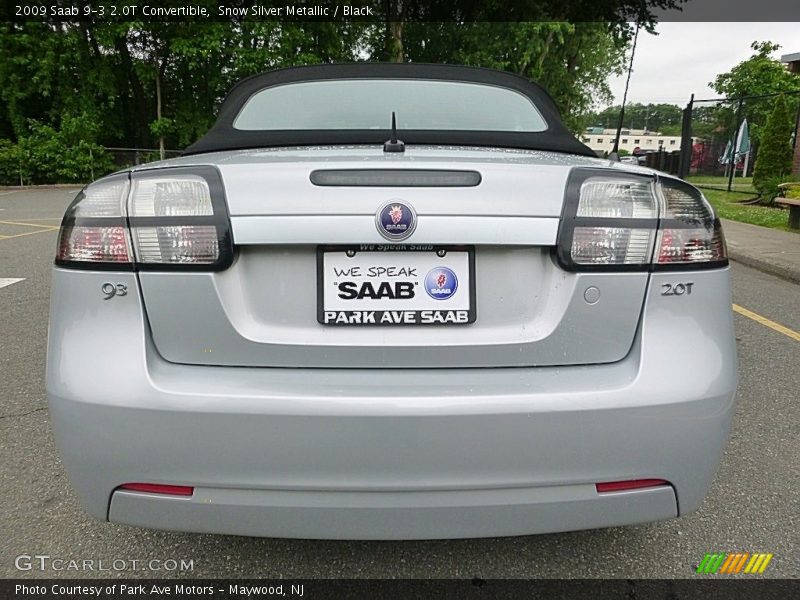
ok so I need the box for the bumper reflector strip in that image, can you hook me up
[119,483,194,496]
[596,479,669,493]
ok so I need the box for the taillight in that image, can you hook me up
[556,168,727,271]
[654,178,727,269]
[55,166,233,271]
[55,174,133,269]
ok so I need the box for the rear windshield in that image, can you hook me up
[233,79,548,132]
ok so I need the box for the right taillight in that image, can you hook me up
[56,166,233,271]
[556,168,727,271]
[654,178,727,269]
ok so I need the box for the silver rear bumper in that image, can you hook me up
[46,268,737,539]
[109,484,677,540]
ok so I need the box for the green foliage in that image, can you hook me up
[149,117,175,139]
[390,22,632,132]
[712,42,800,102]
[710,41,800,147]
[1,2,682,182]
[0,139,26,185]
[0,114,114,185]
[583,102,683,132]
[752,95,795,200]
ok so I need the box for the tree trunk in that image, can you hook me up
[155,57,168,160]
[387,21,404,62]
[384,1,405,62]
[115,35,147,148]
[155,67,164,160]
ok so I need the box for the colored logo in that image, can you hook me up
[696,552,773,574]
[424,267,458,300]
[376,201,416,241]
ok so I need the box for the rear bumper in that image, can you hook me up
[108,484,677,540]
[46,268,737,539]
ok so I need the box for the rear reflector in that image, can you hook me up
[119,483,194,496]
[596,479,669,493]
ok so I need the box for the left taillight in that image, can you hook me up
[56,174,133,269]
[56,166,233,271]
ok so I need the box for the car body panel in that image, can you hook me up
[47,266,737,538]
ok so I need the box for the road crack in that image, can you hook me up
[0,406,47,420]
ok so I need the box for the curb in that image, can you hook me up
[728,251,800,285]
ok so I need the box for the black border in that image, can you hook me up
[316,245,477,326]
[184,63,595,158]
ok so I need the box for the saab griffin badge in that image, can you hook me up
[377,201,416,241]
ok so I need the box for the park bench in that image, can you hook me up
[776,183,800,230]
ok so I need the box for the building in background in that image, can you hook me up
[780,51,800,175]
[580,127,701,156]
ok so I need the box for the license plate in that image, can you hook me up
[318,245,475,326]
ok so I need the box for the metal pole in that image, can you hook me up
[678,94,694,179]
[613,23,640,155]
[727,99,743,193]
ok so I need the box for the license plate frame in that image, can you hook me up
[317,244,476,326]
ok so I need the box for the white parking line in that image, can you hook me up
[0,278,25,289]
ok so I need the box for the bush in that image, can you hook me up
[0,113,115,185]
[752,95,794,196]
[0,139,28,185]
[758,174,800,206]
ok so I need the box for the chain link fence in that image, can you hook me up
[678,92,800,193]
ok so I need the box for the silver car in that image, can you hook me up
[47,64,737,540]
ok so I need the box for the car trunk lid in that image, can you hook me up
[136,147,648,368]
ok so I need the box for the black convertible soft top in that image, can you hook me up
[184,63,595,157]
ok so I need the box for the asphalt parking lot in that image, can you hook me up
[0,187,797,579]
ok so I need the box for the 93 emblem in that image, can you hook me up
[102,283,128,300]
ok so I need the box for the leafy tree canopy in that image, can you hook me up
[709,41,800,146]
[0,0,688,183]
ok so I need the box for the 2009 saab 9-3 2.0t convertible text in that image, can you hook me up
[47,63,737,539]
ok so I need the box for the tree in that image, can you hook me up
[387,22,632,132]
[752,94,795,196]
[583,102,683,132]
[711,41,800,147]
